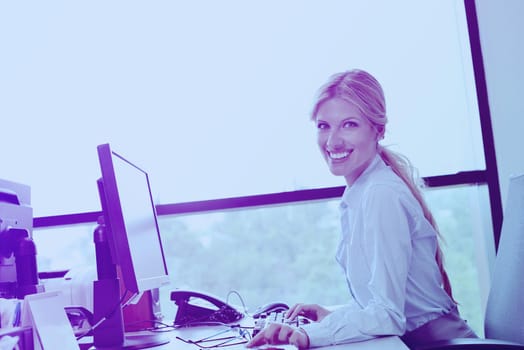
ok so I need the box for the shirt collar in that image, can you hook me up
[340,153,384,209]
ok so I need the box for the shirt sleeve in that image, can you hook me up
[303,184,413,347]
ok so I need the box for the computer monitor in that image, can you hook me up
[93,143,170,349]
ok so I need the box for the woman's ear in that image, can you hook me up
[375,126,385,140]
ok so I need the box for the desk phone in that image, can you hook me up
[170,290,244,327]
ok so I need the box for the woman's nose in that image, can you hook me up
[326,130,344,150]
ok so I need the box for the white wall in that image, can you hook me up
[476,0,524,208]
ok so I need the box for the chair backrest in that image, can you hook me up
[484,173,524,344]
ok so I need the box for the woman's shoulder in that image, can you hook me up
[365,162,407,191]
[361,166,417,206]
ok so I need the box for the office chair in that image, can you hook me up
[415,174,524,350]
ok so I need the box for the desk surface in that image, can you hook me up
[79,316,409,350]
[168,327,408,350]
[133,325,409,350]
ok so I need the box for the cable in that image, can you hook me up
[175,324,252,349]
[124,319,176,332]
[226,290,248,314]
[75,289,131,341]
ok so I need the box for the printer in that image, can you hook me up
[0,179,43,299]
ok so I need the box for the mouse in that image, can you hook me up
[252,302,289,318]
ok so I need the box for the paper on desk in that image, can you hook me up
[22,291,80,350]
[0,335,19,350]
[0,298,19,328]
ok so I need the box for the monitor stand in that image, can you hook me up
[121,334,170,350]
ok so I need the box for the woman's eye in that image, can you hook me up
[343,121,358,128]
[317,122,329,130]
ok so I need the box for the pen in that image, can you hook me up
[12,301,21,327]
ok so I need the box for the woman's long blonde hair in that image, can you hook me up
[311,69,454,299]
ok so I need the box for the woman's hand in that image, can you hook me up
[286,303,331,322]
[246,323,309,349]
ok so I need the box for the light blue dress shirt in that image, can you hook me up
[302,155,456,347]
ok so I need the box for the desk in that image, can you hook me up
[78,315,409,350]
[130,324,409,350]
[88,326,409,350]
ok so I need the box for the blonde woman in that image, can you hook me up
[247,69,476,349]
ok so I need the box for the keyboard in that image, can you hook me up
[252,311,309,337]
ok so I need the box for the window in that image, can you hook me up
[2,0,483,216]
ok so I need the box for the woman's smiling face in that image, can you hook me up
[315,97,379,186]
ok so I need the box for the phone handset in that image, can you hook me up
[170,289,244,327]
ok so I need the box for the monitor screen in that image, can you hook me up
[97,143,169,294]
